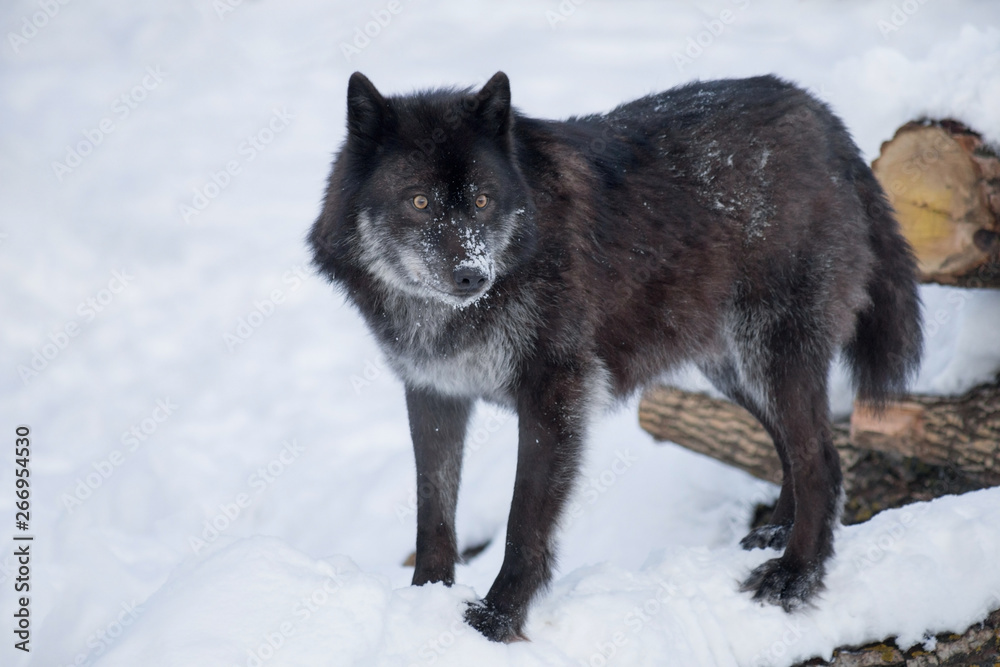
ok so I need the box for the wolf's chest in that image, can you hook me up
[392,336,516,402]
[378,297,535,403]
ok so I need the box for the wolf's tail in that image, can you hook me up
[842,161,924,407]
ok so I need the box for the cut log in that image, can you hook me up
[850,381,1000,481]
[638,378,1000,522]
[638,385,853,488]
[871,118,1000,288]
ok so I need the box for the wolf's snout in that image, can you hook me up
[453,266,488,294]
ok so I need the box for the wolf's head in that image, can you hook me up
[320,71,536,308]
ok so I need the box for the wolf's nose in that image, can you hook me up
[453,267,488,293]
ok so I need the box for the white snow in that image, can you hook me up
[65,489,1000,667]
[2,1,999,666]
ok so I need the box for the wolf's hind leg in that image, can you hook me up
[740,423,795,551]
[700,358,795,551]
[740,365,841,611]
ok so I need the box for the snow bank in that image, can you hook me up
[93,489,1000,666]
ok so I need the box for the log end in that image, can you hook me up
[849,401,925,457]
[871,119,1000,286]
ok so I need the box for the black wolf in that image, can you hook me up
[309,71,922,642]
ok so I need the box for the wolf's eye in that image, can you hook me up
[475,194,489,209]
[412,195,429,210]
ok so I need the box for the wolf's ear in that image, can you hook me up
[474,71,512,139]
[346,72,387,145]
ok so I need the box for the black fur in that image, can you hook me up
[309,72,923,642]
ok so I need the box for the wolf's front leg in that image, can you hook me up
[405,386,473,587]
[465,367,590,642]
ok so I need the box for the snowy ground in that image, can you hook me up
[2,1,1000,665]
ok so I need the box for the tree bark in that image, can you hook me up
[638,385,853,487]
[871,118,1000,288]
[850,381,1000,483]
[638,378,1000,501]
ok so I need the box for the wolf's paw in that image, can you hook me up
[740,524,792,551]
[740,557,823,612]
[464,599,527,643]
